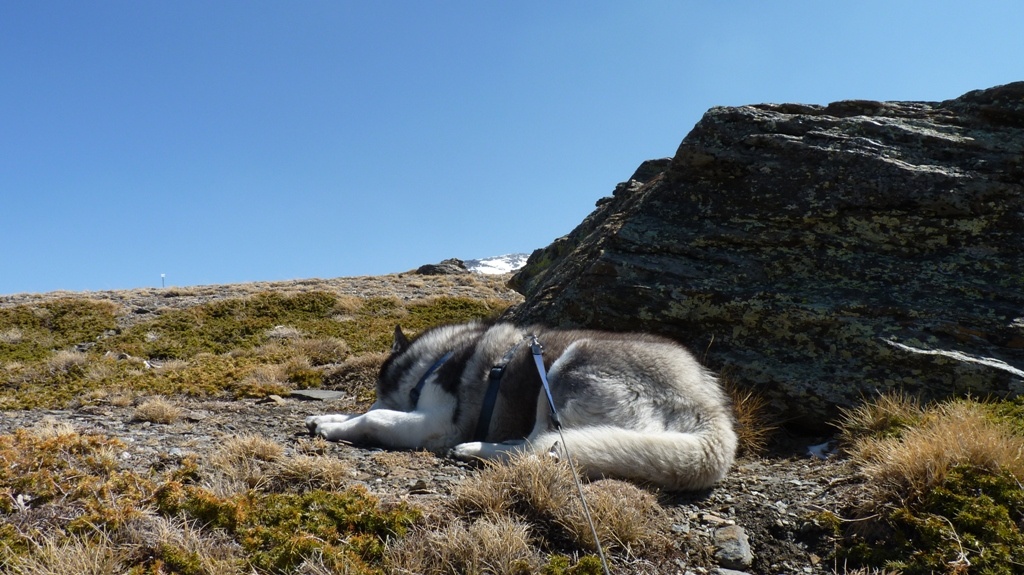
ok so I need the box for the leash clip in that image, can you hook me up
[530,335,543,356]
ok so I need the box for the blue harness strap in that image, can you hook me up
[409,350,453,408]
[473,336,529,441]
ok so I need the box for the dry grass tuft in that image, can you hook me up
[387,515,539,575]
[215,433,285,463]
[293,337,350,366]
[295,436,331,455]
[562,480,663,553]
[45,349,88,375]
[269,454,352,492]
[838,391,925,447]
[208,434,286,491]
[454,453,663,552]
[28,417,78,439]
[119,513,242,573]
[131,396,183,424]
[266,325,305,340]
[851,399,1024,503]
[725,378,774,455]
[454,453,575,521]
[4,533,125,575]
[204,435,347,494]
[323,352,389,406]
[0,327,24,344]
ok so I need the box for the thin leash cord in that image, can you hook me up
[530,336,612,575]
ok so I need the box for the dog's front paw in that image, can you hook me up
[305,414,356,435]
[305,415,322,434]
[450,441,485,461]
[314,422,353,443]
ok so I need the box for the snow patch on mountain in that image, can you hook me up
[463,253,529,275]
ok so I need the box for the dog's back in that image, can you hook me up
[460,325,738,490]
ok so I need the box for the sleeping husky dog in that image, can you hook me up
[305,322,737,490]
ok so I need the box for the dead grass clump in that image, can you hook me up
[216,433,285,463]
[293,337,350,366]
[454,453,663,553]
[266,325,305,340]
[208,434,285,491]
[27,417,78,440]
[295,436,331,455]
[455,453,575,521]
[0,327,24,344]
[838,396,1024,573]
[4,532,126,575]
[838,391,925,447]
[562,480,663,553]
[202,436,347,496]
[387,515,539,575]
[45,349,88,375]
[131,396,183,424]
[851,399,1024,502]
[119,513,242,573]
[725,379,774,455]
[233,364,292,398]
[268,454,352,492]
[323,352,388,406]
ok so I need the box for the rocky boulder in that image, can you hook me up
[506,82,1024,429]
[415,258,470,275]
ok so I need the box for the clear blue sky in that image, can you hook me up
[3,1,1022,295]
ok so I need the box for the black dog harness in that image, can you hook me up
[409,350,453,408]
[473,336,531,441]
[408,336,533,442]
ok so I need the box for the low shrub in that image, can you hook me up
[838,396,1024,574]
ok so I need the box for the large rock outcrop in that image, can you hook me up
[506,82,1024,429]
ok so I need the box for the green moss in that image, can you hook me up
[542,554,606,575]
[0,299,118,363]
[405,297,505,327]
[0,427,157,543]
[154,483,420,574]
[988,395,1024,437]
[842,464,1024,574]
[2,290,511,410]
[100,292,508,360]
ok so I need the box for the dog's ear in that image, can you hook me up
[392,325,411,354]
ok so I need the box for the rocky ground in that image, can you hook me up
[0,273,863,574]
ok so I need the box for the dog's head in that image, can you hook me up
[373,322,487,412]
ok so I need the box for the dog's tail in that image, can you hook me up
[528,424,737,491]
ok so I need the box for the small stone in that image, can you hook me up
[714,524,754,570]
[289,389,345,401]
[408,479,430,494]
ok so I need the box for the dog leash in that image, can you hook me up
[530,335,611,575]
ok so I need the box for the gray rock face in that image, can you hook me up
[507,83,1024,429]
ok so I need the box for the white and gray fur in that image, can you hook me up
[305,321,737,491]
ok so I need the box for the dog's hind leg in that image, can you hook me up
[450,439,528,462]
